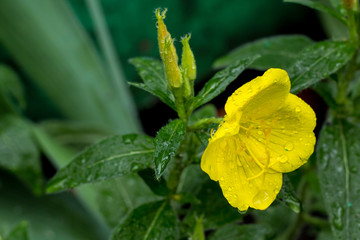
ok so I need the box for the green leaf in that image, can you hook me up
[95,175,160,227]
[0,115,43,194]
[289,40,355,93]
[153,119,186,179]
[0,0,140,133]
[213,35,313,70]
[0,169,109,240]
[184,180,240,230]
[138,168,169,196]
[111,201,179,240]
[312,80,338,109]
[189,217,205,240]
[47,134,155,193]
[317,118,360,239]
[284,0,347,24]
[32,125,75,168]
[4,222,28,240]
[191,57,257,110]
[38,120,110,152]
[208,223,268,240]
[276,175,301,213]
[0,65,25,114]
[129,57,176,109]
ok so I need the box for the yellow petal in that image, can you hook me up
[201,135,283,211]
[237,93,316,173]
[225,68,290,119]
[264,93,316,172]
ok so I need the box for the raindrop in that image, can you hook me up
[220,177,224,181]
[131,164,139,171]
[238,209,248,214]
[284,142,294,151]
[233,194,238,199]
[331,202,344,230]
[295,106,301,113]
[228,187,232,191]
[257,130,262,135]
[279,155,288,163]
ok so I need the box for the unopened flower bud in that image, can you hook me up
[181,34,196,81]
[155,8,178,63]
[342,0,355,9]
[164,36,183,88]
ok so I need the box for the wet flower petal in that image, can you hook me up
[201,68,316,211]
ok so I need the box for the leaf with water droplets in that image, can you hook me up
[191,56,258,110]
[289,40,355,93]
[153,119,186,179]
[276,175,301,213]
[284,0,346,24]
[111,200,179,240]
[317,118,360,239]
[213,35,313,70]
[47,134,155,193]
[129,57,176,109]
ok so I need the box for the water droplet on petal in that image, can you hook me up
[279,155,288,163]
[257,130,262,135]
[252,191,270,208]
[228,187,232,191]
[284,142,294,151]
[220,177,224,181]
[295,106,301,113]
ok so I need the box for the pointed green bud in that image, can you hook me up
[181,34,196,81]
[342,0,355,9]
[164,36,183,88]
[155,8,178,63]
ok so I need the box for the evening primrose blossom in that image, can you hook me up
[201,68,316,211]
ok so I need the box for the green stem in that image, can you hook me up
[301,212,330,228]
[188,117,223,131]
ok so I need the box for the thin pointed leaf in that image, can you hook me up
[276,175,301,213]
[285,0,347,24]
[0,0,140,133]
[317,118,360,239]
[129,57,176,109]
[289,41,355,93]
[47,134,154,193]
[111,201,179,240]
[192,57,258,110]
[154,120,186,179]
[213,35,313,70]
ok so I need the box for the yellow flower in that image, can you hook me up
[201,68,316,211]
